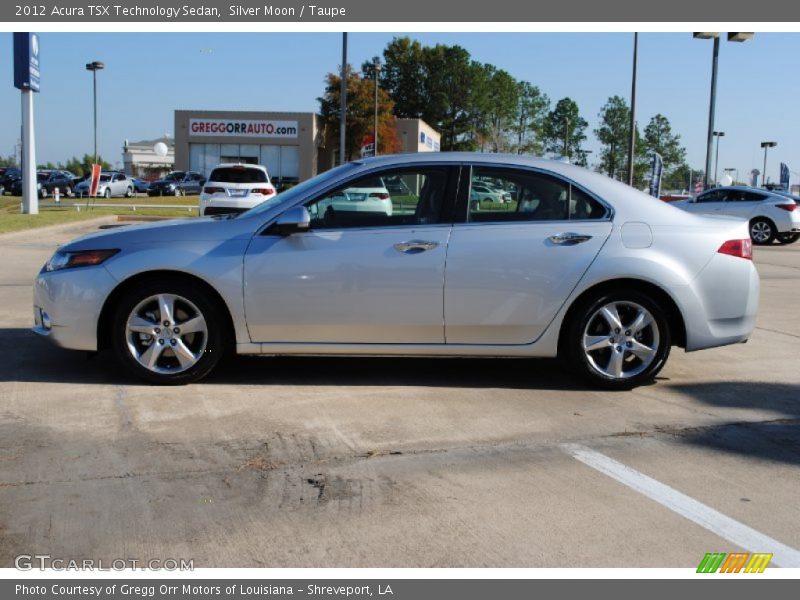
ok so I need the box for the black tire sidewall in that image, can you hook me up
[566,289,671,390]
[110,278,227,385]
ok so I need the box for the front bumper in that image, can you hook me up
[32,265,118,351]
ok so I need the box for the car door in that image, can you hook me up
[444,165,613,345]
[243,165,458,344]
[684,189,727,214]
[724,189,766,219]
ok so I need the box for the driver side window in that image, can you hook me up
[305,167,449,230]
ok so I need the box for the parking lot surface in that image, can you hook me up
[0,220,798,567]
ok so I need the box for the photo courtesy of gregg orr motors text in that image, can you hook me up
[15,585,390,597]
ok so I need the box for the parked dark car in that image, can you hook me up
[131,178,151,194]
[10,170,77,198]
[0,167,22,195]
[147,171,205,196]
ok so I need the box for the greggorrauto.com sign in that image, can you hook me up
[189,119,299,138]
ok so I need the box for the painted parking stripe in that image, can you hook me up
[562,443,800,568]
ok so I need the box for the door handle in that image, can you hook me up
[549,232,593,245]
[394,240,439,254]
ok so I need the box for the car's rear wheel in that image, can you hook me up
[104,188,111,199]
[125,187,133,198]
[776,232,800,245]
[565,289,671,390]
[110,278,228,384]
[750,218,776,245]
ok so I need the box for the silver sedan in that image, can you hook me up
[32,153,759,389]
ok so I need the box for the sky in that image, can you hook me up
[1,32,798,185]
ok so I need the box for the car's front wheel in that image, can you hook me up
[104,188,112,199]
[565,290,671,390]
[110,278,228,384]
[750,218,776,245]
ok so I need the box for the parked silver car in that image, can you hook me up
[74,172,135,199]
[672,186,800,245]
[32,153,759,389]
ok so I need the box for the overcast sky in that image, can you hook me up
[1,32,797,184]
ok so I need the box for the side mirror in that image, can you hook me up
[270,206,311,236]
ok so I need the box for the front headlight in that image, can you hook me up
[44,249,119,272]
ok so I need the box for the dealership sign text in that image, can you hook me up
[189,119,298,138]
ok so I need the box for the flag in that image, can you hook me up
[780,163,790,192]
[88,164,101,197]
[648,152,663,198]
[693,178,703,195]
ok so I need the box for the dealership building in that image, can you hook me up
[173,110,440,184]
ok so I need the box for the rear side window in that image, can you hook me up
[209,167,268,184]
[467,167,607,222]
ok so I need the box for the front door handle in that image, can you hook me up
[394,240,439,254]
[549,232,593,245]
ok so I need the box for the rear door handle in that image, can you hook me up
[549,232,593,245]
[394,240,439,254]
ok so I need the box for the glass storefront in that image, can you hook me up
[188,143,300,182]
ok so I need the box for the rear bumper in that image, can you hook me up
[680,254,760,351]
[199,197,262,215]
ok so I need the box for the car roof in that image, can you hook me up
[212,163,268,171]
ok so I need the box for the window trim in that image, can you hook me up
[453,164,613,225]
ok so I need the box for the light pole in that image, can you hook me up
[85,61,104,166]
[339,33,347,165]
[693,32,752,190]
[760,141,777,187]
[712,131,725,186]
[372,58,381,156]
[627,32,638,186]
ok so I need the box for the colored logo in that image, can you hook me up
[697,552,772,573]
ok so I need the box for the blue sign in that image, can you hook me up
[13,32,40,92]
[780,162,790,192]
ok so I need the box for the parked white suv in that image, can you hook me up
[673,186,800,245]
[199,164,276,216]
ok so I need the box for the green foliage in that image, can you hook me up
[512,82,550,156]
[543,98,589,165]
[0,156,18,168]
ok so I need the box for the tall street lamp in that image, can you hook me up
[85,60,105,166]
[693,32,752,190]
[627,32,638,186]
[760,141,777,187]
[372,58,381,156]
[712,131,725,185]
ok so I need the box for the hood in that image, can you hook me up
[60,215,261,252]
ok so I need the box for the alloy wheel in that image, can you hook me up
[125,293,208,374]
[750,221,772,244]
[582,301,660,380]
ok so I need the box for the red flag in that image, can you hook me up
[88,164,101,197]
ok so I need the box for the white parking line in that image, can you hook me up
[562,443,800,568]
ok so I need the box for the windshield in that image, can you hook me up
[165,172,184,181]
[100,174,111,182]
[37,173,49,181]
[241,163,359,218]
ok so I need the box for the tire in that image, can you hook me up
[776,232,800,245]
[564,289,671,390]
[40,187,48,199]
[110,277,228,385]
[104,188,111,199]
[125,187,133,198]
[749,218,776,245]
[64,186,72,197]
[174,187,182,197]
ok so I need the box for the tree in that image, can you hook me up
[318,66,401,162]
[512,82,549,156]
[0,156,17,168]
[595,96,632,181]
[543,98,588,165]
[642,114,686,174]
[60,155,112,177]
[381,37,428,119]
[481,66,519,153]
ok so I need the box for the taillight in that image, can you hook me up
[369,192,389,199]
[775,203,799,212]
[204,186,224,195]
[252,188,275,196]
[718,239,753,260]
